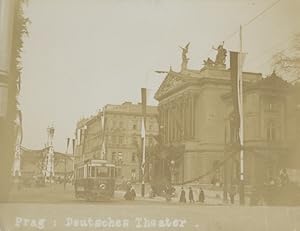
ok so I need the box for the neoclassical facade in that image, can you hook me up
[155,65,261,184]
[154,47,300,186]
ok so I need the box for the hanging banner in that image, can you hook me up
[229,51,246,144]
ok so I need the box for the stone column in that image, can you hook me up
[176,102,180,140]
[180,98,184,141]
[184,95,188,139]
[163,106,167,143]
[191,94,195,138]
[167,104,171,144]
[189,94,192,138]
[171,104,175,142]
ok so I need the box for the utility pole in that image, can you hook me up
[64,156,67,191]
[72,138,75,173]
[223,118,228,203]
[64,138,70,191]
[141,88,147,197]
[239,25,245,205]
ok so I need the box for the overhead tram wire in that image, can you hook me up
[203,0,283,58]
[243,0,282,27]
[229,0,282,42]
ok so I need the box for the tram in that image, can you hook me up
[74,159,116,201]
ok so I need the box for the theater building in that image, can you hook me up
[154,44,300,186]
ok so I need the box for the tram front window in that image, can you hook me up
[96,167,109,177]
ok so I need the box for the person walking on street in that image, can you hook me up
[199,188,205,203]
[229,186,236,204]
[130,186,136,200]
[179,187,186,203]
[189,187,195,203]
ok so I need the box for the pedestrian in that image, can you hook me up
[179,187,186,203]
[189,187,195,203]
[279,168,289,186]
[229,186,235,204]
[124,184,132,200]
[199,188,205,203]
[130,186,136,200]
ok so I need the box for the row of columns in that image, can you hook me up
[159,93,196,144]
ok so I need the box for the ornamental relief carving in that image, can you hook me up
[155,73,186,99]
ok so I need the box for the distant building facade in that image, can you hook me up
[19,147,73,179]
[75,102,159,182]
[154,45,300,186]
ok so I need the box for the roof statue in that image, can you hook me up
[203,57,214,68]
[179,42,190,71]
[212,42,227,66]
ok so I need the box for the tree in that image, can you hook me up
[272,33,300,82]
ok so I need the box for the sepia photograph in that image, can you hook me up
[0,0,300,230]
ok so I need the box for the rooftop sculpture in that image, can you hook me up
[179,42,190,71]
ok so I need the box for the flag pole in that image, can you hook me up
[239,25,245,205]
[72,138,75,172]
[64,138,69,191]
[141,88,147,197]
[100,107,106,160]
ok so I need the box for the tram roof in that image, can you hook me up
[75,159,116,168]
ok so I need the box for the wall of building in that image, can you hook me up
[74,102,159,182]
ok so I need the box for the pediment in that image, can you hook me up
[154,71,186,100]
[258,71,290,88]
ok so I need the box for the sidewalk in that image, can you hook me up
[130,183,249,206]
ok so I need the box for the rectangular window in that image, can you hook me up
[132,153,136,162]
[116,168,122,177]
[112,152,116,162]
[110,167,115,177]
[149,137,153,145]
[91,166,108,177]
[264,101,280,112]
[266,121,278,141]
[131,169,136,181]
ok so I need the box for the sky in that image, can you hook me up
[20,0,300,152]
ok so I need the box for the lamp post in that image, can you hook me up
[170,160,175,184]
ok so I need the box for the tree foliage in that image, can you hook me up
[272,33,300,82]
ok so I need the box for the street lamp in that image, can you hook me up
[169,160,176,184]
